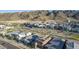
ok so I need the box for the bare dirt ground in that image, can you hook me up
[0,37,30,49]
[0,20,43,24]
[0,20,28,24]
[0,40,20,49]
[0,45,6,49]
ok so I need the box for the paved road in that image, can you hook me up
[0,40,20,49]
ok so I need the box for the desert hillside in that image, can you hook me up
[0,10,79,23]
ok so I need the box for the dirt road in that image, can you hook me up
[0,40,20,49]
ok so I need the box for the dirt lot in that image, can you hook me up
[0,36,30,49]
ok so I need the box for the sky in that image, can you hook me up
[0,10,31,13]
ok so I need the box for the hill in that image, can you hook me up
[0,10,79,23]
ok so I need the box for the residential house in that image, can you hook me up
[8,31,26,41]
[0,25,5,29]
[21,35,40,45]
[66,40,74,49]
[43,37,65,49]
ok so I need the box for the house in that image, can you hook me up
[0,31,6,36]
[37,24,46,28]
[32,22,46,28]
[43,37,75,49]
[8,31,19,36]
[26,32,32,36]
[54,24,63,30]
[74,42,79,49]
[24,23,33,28]
[43,37,65,49]
[21,35,40,45]
[71,27,79,33]
[5,26,14,30]
[0,25,5,29]
[8,31,26,41]
[17,32,26,40]
[66,40,74,49]
[21,35,33,44]
[46,23,56,29]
